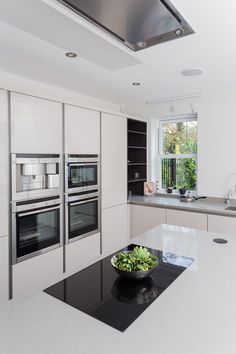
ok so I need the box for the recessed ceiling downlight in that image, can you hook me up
[132,82,141,86]
[65,52,78,58]
[181,68,204,76]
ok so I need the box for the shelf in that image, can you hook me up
[128,163,147,166]
[128,130,147,135]
[128,146,147,149]
[128,178,146,183]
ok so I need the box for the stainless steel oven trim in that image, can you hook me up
[68,163,99,167]
[15,244,61,264]
[66,191,99,203]
[12,203,63,265]
[65,196,100,245]
[18,205,61,217]
[69,198,98,207]
[13,198,61,213]
[15,157,60,164]
[67,185,99,194]
[67,157,99,163]
[11,153,63,202]
[65,154,100,194]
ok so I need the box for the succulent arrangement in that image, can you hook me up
[112,246,158,272]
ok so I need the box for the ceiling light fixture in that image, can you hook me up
[65,52,78,58]
[181,68,204,76]
[136,41,147,49]
[146,92,203,104]
[132,82,141,86]
[175,28,184,36]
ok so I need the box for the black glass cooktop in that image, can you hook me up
[44,244,194,332]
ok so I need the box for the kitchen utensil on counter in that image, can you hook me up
[181,195,207,202]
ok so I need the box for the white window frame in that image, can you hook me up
[157,114,198,194]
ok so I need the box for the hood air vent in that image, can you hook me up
[57,0,194,51]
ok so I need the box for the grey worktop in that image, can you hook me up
[129,194,236,217]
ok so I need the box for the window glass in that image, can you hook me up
[162,120,197,154]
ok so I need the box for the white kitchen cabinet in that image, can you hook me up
[130,205,166,238]
[101,113,127,209]
[64,104,100,154]
[102,204,128,257]
[0,236,9,304]
[208,214,236,236]
[65,232,101,276]
[13,247,63,298]
[0,90,9,238]
[11,92,63,154]
[166,209,207,230]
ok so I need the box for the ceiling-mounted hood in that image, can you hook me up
[57,0,194,51]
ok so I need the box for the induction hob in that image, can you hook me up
[44,244,194,332]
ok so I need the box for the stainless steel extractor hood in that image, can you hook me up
[57,0,194,51]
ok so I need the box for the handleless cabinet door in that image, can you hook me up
[130,205,166,238]
[0,236,9,303]
[0,90,8,238]
[64,105,100,154]
[102,204,128,257]
[208,214,236,236]
[101,113,127,209]
[11,92,63,154]
[166,209,207,230]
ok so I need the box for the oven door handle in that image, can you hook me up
[68,163,97,167]
[70,198,98,206]
[18,205,61,217]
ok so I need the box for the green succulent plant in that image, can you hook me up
[112,246,158,272]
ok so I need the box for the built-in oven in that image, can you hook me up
[11,153,62,201]
[11,196,63,264]
[65,155,99,194]
[65,190,100,244]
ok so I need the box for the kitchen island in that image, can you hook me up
[0,224,235,354]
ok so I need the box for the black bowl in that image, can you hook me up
[111,252,158,280]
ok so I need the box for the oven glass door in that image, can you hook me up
[16,207,60,259]
[68,164,98,189]
[69,199,98,240]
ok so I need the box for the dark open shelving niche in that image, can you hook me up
[127,119,147,196]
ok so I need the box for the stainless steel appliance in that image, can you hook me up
[57,0,194,51]
[11,154,62,201]
[65,155,99,194]
[65,190,100,244]
[11,196,63,264]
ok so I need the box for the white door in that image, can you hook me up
[64,105,100,154]
[11,92,63,154]
[102,204,128,257]
[166,209,207,230]
[130,205,166,238]
[0,90,8,238]
[101,113,127,209]
[208,214,236,236]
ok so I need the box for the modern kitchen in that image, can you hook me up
[0,1,236,353]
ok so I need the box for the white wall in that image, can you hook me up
[151,89,236,198]
[0,70,120,113]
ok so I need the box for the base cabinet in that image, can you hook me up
[130,205,166,238]
[0,236,9,304]
[208,214,236,236]
[166,209,207,230]
[12,247,63,298]
[102,204,128,257]
[65,233,101,276]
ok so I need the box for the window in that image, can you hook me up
[158,116,197,191]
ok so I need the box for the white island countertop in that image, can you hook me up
[0,224,236,354]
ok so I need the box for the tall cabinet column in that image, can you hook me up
[0,89,9,303]
[101,113,128,257]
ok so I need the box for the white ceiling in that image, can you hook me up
[0,0,235,117]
